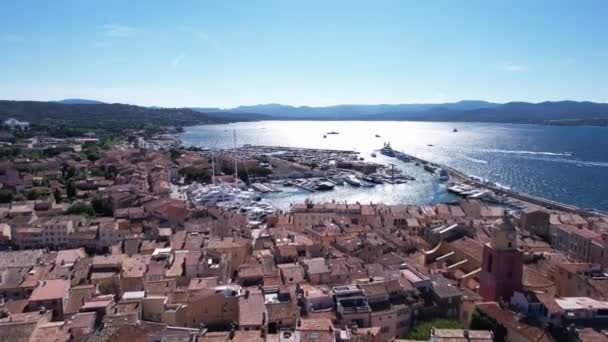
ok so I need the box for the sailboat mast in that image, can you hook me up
[211,150,216,186]
[233,130,238,188]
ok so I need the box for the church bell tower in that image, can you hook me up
[479,213,523,301]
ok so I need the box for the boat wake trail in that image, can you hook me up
[481,149,573,157]
[461,155,488,164]
[518,156,608,167]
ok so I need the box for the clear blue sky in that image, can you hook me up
[1,0,607,107]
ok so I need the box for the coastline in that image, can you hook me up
[171,127,607,216]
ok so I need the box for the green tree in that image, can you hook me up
[66,180,76,199]
[169,148,181,161]
[470,309,506,341]
[85,150,100,161]
[406,318,463,340]
[67,202,95,216]
[179,166,211,184]
[0,189,14,203]
[53,188,62,203]
[251,166,272,177]
[26,189,50,200]
[62,164,77,179]
[92,197,114,216]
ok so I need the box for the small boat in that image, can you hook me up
[453,128,458,132]
[360,181,375,188]
[371,152,377,157]
[315,181,335,191]
[323,135,327,138]
[371,176,384,184]
[427,144,434,147]
[327,131,339,135]
[331,177,345,186]
[375,134,381,138]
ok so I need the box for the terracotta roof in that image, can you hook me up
[0,321,38,342]
[302,258,330,275]
[576,328,608,342]
[30,321,70,342]
[227,330,263,342]
[239,291,265,326]
[28,279,69,302]
[0,250,45,268]
[298,317,333,331]
[65,284,96,315]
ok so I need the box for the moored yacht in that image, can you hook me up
[381,142,395,156]
[315,181,335,191]
[343,175,362,186]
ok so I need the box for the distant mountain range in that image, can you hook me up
[0,100,267,133]
[5,99,608,127]
[220,100,501,118]
[190,100,608,126]
[56,99,107,105]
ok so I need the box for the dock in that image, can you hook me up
[285,181,316,192]
[251,183,281,193]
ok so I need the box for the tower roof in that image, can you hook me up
[492,213,516,232]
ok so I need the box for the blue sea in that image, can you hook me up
[179,121,608,211]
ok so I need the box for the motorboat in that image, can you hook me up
[331,177,345,185]
[360,181,375,188]
[315,181,335,191]
[343,175,361,187]
[327,131,339,135]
